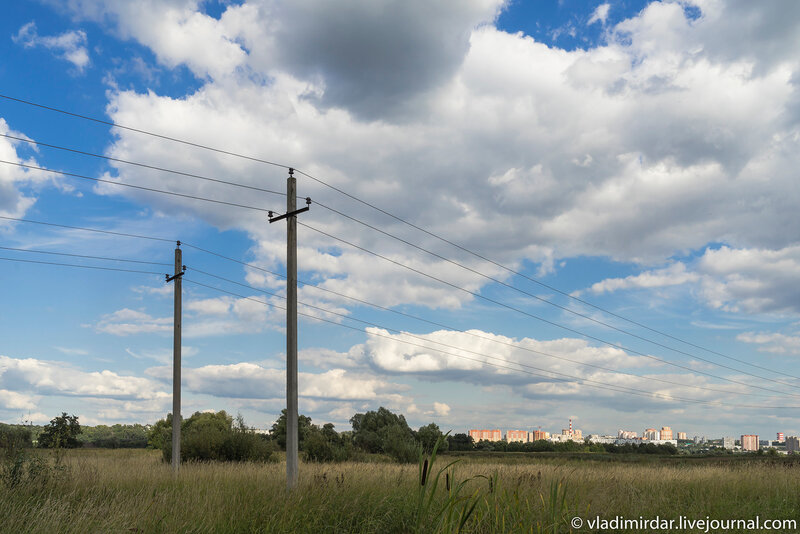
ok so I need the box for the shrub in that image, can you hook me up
[303,424,354,463]
[153,411,274,463]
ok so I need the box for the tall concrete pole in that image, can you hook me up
[286,169,299,489]
[171,242,183,472]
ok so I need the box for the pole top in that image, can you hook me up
[288,167,294,176]
[176,240,181,248]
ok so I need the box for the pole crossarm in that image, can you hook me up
[166,267,186,282]
[268,197,311,223]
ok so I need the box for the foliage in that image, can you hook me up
[303,423,354,463]
[350,406,418,462]
[417,423,448,454]
[79,424,149,448]
[152,411,274,463]
[447,433,474,452]
[270,409,314,450]
[147,414,172,450]
[2,449,800,532]
[0,424,32,450]
[37,413,82,449]
[413,433,491,533]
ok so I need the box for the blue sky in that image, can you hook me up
[2,0,800,441]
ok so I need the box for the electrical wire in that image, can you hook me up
[3,95,798,391]
[0,133,285,198]
[0,245,171,266]
[0,94,290,170]
[0,256,164,275]
[182,277,800,410]
[0,160,271,213]
[297,221,800,394]
[0,97,789,381]
[0,215,175,243]
[185,266,800,400]
[2,210,797,400]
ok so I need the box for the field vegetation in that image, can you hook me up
[2,446,799,533]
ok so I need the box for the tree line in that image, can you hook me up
[3,408,680,462]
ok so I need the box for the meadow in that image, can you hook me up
[2,449,799,533]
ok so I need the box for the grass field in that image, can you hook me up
[2,449,799,533]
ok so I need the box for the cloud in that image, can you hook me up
[92,294,280,338]
[145,362,409,402]
[0,119,52,221]
[78,0,799,319]
[125,346,198,364]
[0,389,40,411]
[12,21,90,72]
[736,332,800,355]
[0,355,169,400]
[581,262,699,295]
[53,346,90,356]
[588,3,610,26]
[93,308,172,336]
[697,245,800,314]
[433,402,451,417]
[361,327,646,378]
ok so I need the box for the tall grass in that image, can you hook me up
[1,449,798,533]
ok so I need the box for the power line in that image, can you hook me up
[312,199,800,385]
[186,266,800,400]
[0,245,171,266]
[0,215,175,243]
[297,221,800,395]
[6,131,795,384]
[1,209,795,400]
[0,133,285,198]
[0,94,290,170]
[1,94,788,382]
[0,160,271,213]
[0,256,163,275]
[182,277,800,410]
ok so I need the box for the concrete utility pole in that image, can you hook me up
[268,169,311,490]
[166,241,186,473]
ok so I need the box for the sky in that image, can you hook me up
[1,0,799,441]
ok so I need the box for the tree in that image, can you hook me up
[270,409,313,450]
[447,433,474,452]
[38,413,82,449]
[417,423,448,453]
[350,407,415,454]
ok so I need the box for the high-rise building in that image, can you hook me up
[506,430,527,443]
[777,432,785,443]
[786,436,799,453]
[741,434,759,452]
[468,429,502,442]
[722,437,735,450]
[644,428,659,440]
[530,430,548,441]
[660,427,673,440]
[677,432,687,440]
[618,430,638,439]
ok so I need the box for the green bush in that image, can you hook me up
[0,424,32,450]
[303,424,354,463]
[153,411,274,463]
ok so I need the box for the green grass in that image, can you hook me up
[2,449,799,533]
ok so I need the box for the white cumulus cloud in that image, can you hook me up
[12,21,90,72]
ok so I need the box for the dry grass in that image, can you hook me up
[2,449,799,533]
